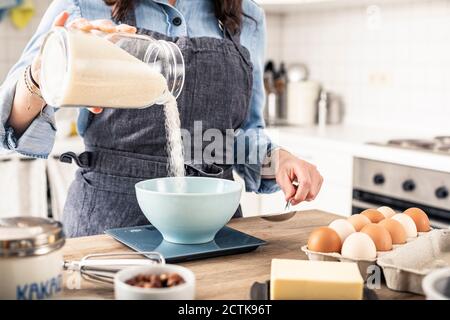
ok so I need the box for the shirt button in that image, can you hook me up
[172,17,182,26]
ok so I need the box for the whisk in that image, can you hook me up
[64,252,165,285]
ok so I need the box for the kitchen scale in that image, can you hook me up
[105,225,266,263]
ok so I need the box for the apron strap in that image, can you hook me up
[59,150,237,187]
[60,152,91,168]
[218,20,252,66]
[218,20,241,43]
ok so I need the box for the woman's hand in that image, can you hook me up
[274,149,323,206]
[9,11,72,136]
[31,11,137,114]
[30,11,70,86]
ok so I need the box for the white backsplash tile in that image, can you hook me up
[267,0,450,133]
[1,1,449,134]
[265,14,284,62]
[0,2,284,81]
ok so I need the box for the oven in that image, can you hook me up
[352,157,450,229]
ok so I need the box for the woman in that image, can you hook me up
[0,0,323,237]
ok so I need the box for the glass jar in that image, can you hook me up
[0,217,65,300]
[40,27,185,108]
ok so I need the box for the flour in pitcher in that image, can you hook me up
[164,94,185,178]
[41,29,168,108]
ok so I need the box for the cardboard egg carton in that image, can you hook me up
[377,229,450,295]
[301,245,376,281]
[301,229,434,282]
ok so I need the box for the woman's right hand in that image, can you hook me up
[30,11,70,90]
[31,11,137,114]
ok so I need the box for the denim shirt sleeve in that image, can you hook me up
[0,0,81,158]
[233,5,280,194]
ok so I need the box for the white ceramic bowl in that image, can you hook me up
[135,177,242,244]
[114,265,196,300]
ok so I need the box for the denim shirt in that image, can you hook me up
[0,0,279,194]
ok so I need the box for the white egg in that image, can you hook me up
[392,214,417,238]
[328,219,356,242]
[377,206,396,218]
[341,232,377,260]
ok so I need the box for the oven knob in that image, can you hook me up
[402,180,416,192]
[373,174,385,185]
[435,187,449,199]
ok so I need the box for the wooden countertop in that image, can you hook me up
[61,210,423,300]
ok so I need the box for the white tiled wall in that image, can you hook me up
[2,1,450,133]
[267,0,450,133]
[0,0,52,82]
[1,2,284,81]
[265,14,283,62]
[0,2,285,82]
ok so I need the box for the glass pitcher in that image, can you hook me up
[40,27,185,108]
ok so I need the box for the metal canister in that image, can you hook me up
[0,217,65,300]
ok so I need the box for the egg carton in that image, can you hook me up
[301,230,433,281]
[301,245,376,281]
[377,229,450,295]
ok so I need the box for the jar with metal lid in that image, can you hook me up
[0,217,65,300]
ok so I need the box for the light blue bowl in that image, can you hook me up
[135,177,242,244]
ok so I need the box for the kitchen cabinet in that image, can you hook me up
[0,156,48,218]
[0,136,83,220]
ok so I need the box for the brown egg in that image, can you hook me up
[361,209,385,223]
[307,227,342,253]
[378,219,407,244]
[347,214,371,231]
[361,223,393,251]
[404,208,431,232]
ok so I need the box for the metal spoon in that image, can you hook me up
[284,199,292,211]
[282,181,299,212]
[260,181,299,222]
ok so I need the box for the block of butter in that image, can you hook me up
[270,259,364,300]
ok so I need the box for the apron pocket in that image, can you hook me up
[83,187,147,235]
[63,170,98,237]
[65,170,148,236]
[80,170,144,195]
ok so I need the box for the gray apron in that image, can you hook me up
[61,8,253,237]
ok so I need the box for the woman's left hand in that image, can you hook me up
[274,149,323,206]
